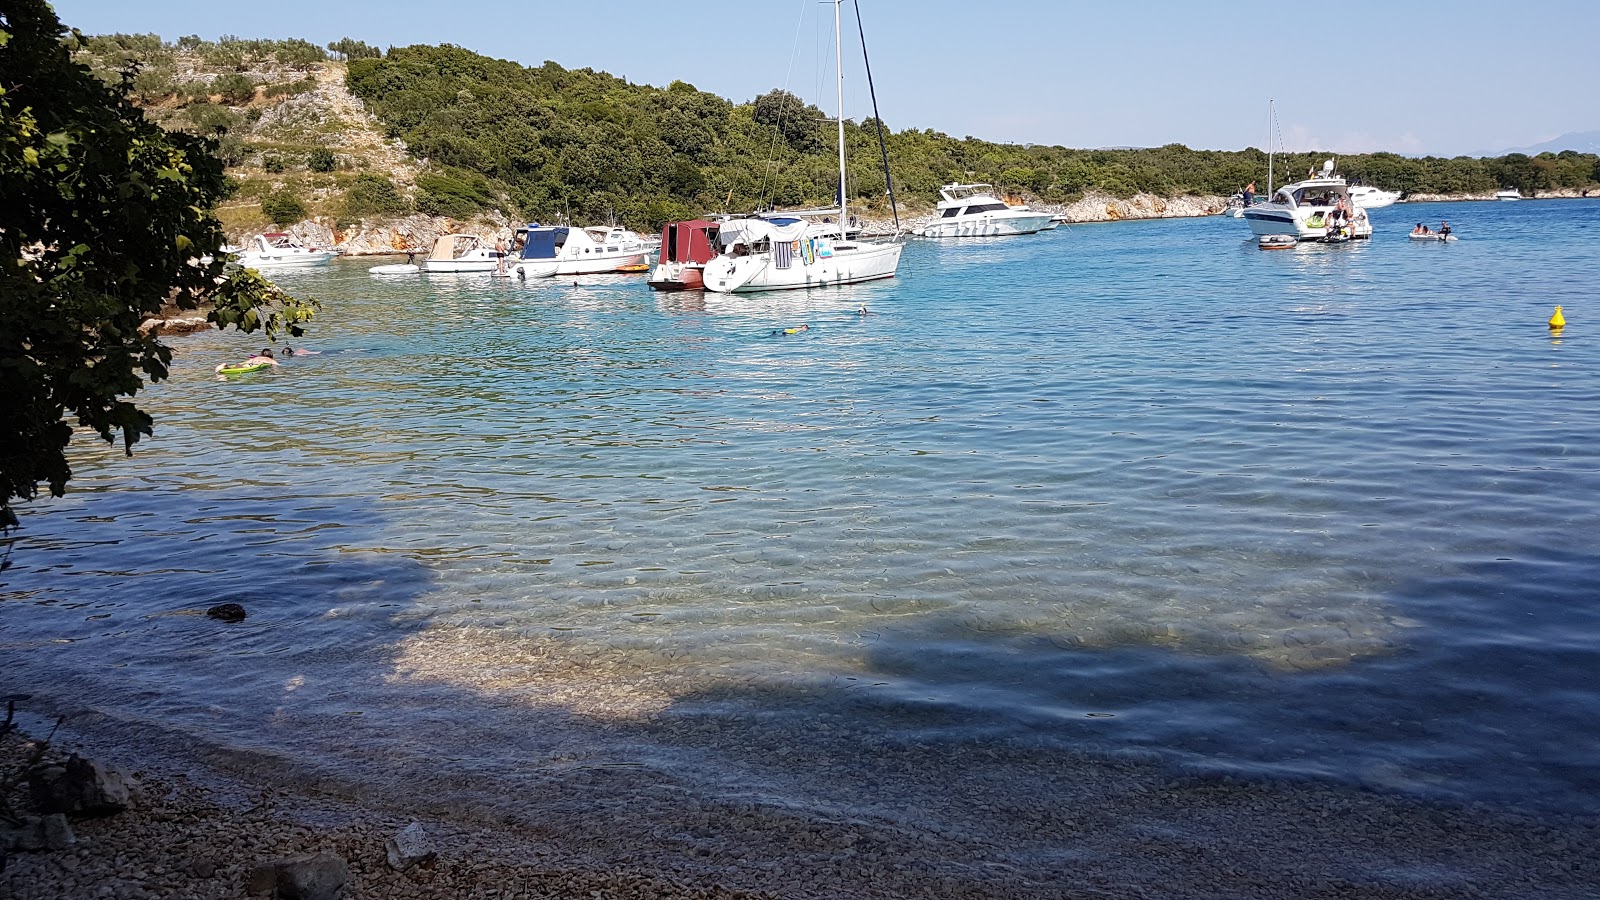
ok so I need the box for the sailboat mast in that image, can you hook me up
[834,0,847,239]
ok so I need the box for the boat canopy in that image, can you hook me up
[429,234,479,261]
[716,216,810,248]
[657,219,718,264]
[517,226,570,261]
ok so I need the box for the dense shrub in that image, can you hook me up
[260,190,307,225]
[415,169,495,219]
[306,148,337,172]
[185,103,238,134]
[210,73,256,104]
[342,174,410,217]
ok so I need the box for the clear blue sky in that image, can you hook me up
[49,0,1599,157]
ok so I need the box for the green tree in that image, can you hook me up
[306,146,337,171]
[342,173,410,217]
[0,2,315,528]
[327,38,381,61]
[260,189,308,224]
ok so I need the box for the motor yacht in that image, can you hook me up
[511,224,651,278]
[233,232,336,268]
[1241,160,1373,242]
[1347,185,1402,209]
[915,183,1056,238]
[1495,189,1522,201]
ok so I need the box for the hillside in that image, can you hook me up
[74,35,1600,249]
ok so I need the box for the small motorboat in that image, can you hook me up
[647,219,720,291]
[1408,232,1458,242]
[424,234,504,273]
[1258,234,1297,250]
[1494,189,1521,201]
[234,232,337,268]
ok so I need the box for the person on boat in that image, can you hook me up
[1412,223,1423,235]
[1243,181,1255,207]
[494,236,508,274]
[1439,221,1452,239]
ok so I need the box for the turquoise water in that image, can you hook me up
[5,199,1600,822]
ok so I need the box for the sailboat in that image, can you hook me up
[702,0,904,294]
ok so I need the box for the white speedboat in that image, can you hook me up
[1347,185,1402,209]
[916,183,1056,238]
[1241,159,1373,242]
[234,232,336,268]
[703,0,903,293]
[1495,189,1522,201]
[510,223,650,278]
[423,234,503,273]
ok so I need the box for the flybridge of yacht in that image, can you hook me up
[938,183,1007,202]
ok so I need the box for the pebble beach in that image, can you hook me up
[4,717,1597,900]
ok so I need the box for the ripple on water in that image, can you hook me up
[7,203,1600,819]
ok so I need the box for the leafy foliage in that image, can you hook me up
[260,189,308,224]
[342,173,410,217]
[344,45,1599,233]
[327,38,382,61]
[0,2,316,524]
[306,146,337,172]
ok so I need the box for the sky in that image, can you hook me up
[47,0,1600,158]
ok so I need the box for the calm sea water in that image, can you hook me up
[5,199,1600,822]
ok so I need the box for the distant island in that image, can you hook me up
[73,34,1600,244]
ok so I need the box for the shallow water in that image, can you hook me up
[6,199,1600,823]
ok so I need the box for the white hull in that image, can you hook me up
[237,251,336,268]
[1348,187,1401,209]
[917,211,1056,238]
[1244,208,1371,240]
[424,259,500,273]
[1409,233,1458,242]
[555,251,648,276]
[510,260,558,279]
[703,240,903,294]
[369,263,420,275]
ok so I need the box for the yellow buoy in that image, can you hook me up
[1549,305,1566,329]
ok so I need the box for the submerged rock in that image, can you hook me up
[206,603,248,623]
[246,850,349,900]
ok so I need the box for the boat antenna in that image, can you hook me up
[853,0,898,233]
[1266,98,1274,196]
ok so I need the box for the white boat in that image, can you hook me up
[510,223,650,278]
[1408,232,1458,242]
[1495,189,1522,201]
[423,234,503,273]
[1242,159,1373,242]
[915,184,1056,238]
[234,232,336,268]
[1347,185,1402,209]
[703,0,903,293]
[369,263,420,275]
